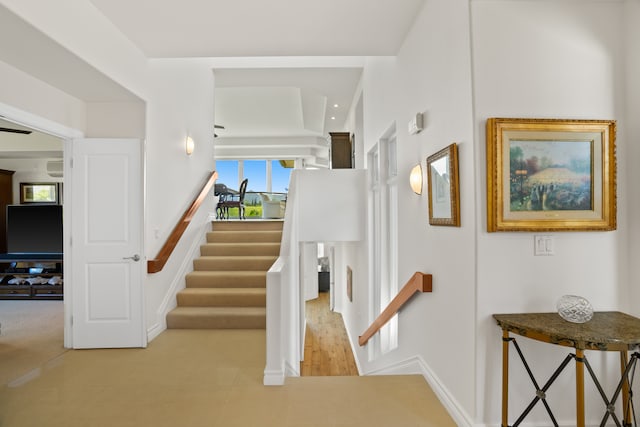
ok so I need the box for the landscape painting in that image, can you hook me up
[486,118,617,232]
[508,139,592,212]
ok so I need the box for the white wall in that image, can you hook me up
[472,1,628,425]
[0,0,149,100]
[0,60,86,132]
[339,1,632,425]
[626,1,640,317]
[85,102,146,138]
[340,0,477,423]
[0,5,218,336]
[137,58,216,331]
[296,169,366,242]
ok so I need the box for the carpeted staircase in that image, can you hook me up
[166,220,283,329]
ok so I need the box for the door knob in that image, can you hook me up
[123,254,141,262]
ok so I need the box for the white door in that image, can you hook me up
[70,138,146,349]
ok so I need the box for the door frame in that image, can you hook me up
[0,103,129,348]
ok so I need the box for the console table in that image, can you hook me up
[493,312,640,427]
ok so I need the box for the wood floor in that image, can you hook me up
[301,291,359,376]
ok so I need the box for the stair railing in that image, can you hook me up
[358,272,432,346]
[147,171,218,273]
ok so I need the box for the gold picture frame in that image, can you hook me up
[427,143,460,226]
[19,182,60,204]
[486,118,616,232]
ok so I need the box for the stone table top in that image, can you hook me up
[493,311,640,351]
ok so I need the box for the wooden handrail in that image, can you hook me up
[147,171,218,274]
[358,272,432,346]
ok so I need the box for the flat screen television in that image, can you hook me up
[6,204,63,255]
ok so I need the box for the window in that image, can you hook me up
[214,159,292,194]
[271,160,291,193]
[215,160,239,190]
[242,160,267,192]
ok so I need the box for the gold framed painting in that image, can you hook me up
[486,118,616,232]
[427,143,460,226]
[20,182,60,204]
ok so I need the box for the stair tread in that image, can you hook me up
[196,255,278,259]
[187,270,266,276]
[208,231,282,235]
[202,243,280,248]
[169,306,266,315]
[179,288,265,295]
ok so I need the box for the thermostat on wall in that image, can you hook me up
[408,113,424,135]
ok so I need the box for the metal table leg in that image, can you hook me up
[576,349,585,427]
[502,330,510,427]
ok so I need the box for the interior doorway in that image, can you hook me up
[0,115,68,385]
[300,242,358,376]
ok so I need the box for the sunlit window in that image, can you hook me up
[271,160,291,193]
[214,159,292,194]
[243,160,267,192]
[215,160,239,189]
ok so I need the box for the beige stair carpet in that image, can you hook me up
[166,220,282,330]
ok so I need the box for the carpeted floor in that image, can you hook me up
[0,297,455,426]
[0,327,455,427]
[0,300,65,386]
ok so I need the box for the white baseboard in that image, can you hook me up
[263,369,285,386]
[365,355,474,427]
[284,360,299,377]
[341,315,363,375]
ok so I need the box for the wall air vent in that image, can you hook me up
[46,160,63,178]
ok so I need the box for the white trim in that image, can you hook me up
[0,102,83,139]
[0,104,84,350]
[263,369,285,386]
[284,360,299,377]
[365,355,474,427]
[340,309,363,375]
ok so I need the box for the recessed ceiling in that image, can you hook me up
[1,1,426,154]
[89,0,426,58]
[214,68,362,137]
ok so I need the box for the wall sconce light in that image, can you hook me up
[185,136,195,155]
[409,163,423,195]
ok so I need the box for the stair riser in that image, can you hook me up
[212,221,283,231]
[207,231,282,243]
[193,257,276,271]
[185,273,266,288]
[177,293,265,307]
[200,243,280,256]
[166,313,266,329]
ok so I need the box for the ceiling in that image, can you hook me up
[214,67,363,138]
[88,0,425,58]
[0,118,63,159]
[0,5,141,103]
[0,1,426,155]
[86,0,426,139]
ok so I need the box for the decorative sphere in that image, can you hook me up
[557,295,594,323]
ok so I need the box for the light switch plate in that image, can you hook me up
[534,235,555,256]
